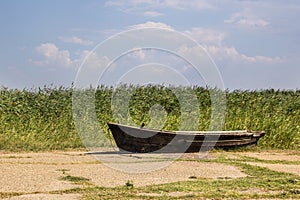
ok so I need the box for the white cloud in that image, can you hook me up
[184,28,226,45]
[161,0,214,10]
[104,0,124,7]
[126,22,280,65]
[225,10,270,28]
[128,21,173,30]
[31,21,281,79]
[105,0,215,16]
[128,48,146,60]
[181,26,279,63]
[206,45,281,64]
[143,11,164,17]
[78,51,111,70]
[176,43,282,72]
[72,50,113,88]
[59,36,93,46]
[33,43,72,68]
[32,43,103,70]
[237,19,269,27]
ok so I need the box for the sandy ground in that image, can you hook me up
[0,152,246,191]
[0,150,299,200]
[237,151,300,162]
[3,194,81,200]
[235,151,300,176]
[246,162,300,176]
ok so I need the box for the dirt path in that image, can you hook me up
[0,150,299,199]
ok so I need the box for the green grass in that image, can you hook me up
[61,175,90,183]
[0,85,299,151]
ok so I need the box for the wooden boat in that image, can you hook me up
[107,122,265,153]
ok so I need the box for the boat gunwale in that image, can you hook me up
[107,122,265,136]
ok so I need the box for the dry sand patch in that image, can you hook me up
[237,152,300,162]
[246,162,300,176]
[0,151,246,193]
[63,161,246,187]
[2,193,81,200]
[0,151,94,164]
[1,150,299,199]
[0,163,78,193]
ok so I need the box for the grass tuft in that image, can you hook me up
[61,175,90,183]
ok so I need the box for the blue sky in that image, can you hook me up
[0,0,299,90]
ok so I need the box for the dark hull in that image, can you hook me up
[107,122,265,153]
